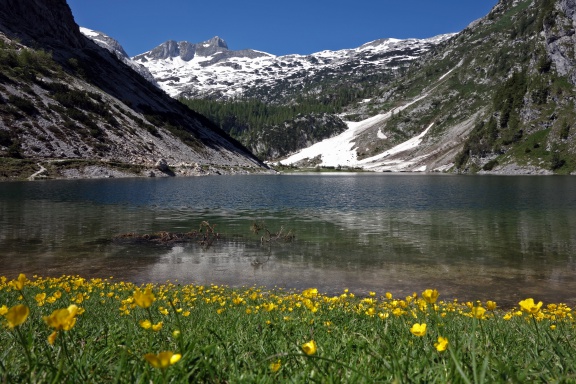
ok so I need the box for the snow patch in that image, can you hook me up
[79,27,99,37]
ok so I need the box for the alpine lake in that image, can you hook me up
[1,173,576,307]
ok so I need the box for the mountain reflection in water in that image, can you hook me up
[1,174,575,307]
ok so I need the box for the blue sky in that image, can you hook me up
[67,0,498,57]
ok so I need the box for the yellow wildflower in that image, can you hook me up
[144,351,181,369]
[133,288,155,309]
[48,331,58,345]
[410,323,427,337]
[270,359,282,372]
[35,292,47,306]
[140,319,152,329]
[378,312,389,320]
[422,289,439,304]
[44,304,80,331]
[152,321,163,331]
[5,304,30,328]
[435,336,449,352]
[10,274,27,291]
[472,306,486,319]
[519,298,543,315]
[0,305,8,315]
[302,340,317,355]
[303,288,318,298]
[486,300,497,311]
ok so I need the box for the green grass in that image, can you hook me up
[1,275,575,383]
[0,158,39,179]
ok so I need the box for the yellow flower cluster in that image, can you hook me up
[2,273,575,372]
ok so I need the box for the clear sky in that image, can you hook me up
[67,0,498,57]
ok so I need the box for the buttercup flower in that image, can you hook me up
[5,304,29,328]
[472,306,486,319]
[35,292,47,306]
[0,305,8,315]
[269,359,282,372]
[10,274,27,291]
[44,304,80,331]
[133,288,155,309]
[519,298,543,314]
[486,300,497,311]
[435,336,449,352]
[144,351,181,369]
[410,323,427,337]
[48,331,58,345]
[302,340,317,355]
[302,288,318,298]
[422,289,439,304]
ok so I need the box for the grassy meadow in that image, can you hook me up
[1,274,575,383]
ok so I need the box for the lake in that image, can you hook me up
[1,173,576,306]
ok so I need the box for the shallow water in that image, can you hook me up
[1,173,576,306]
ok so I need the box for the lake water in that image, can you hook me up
[1,173,576,306]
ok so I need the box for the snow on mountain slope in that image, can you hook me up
[278,65,463,172]
[133,34,454,99]
[80,27,158,85]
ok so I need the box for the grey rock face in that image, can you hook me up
[178,41,197,61]
[134,35,268,64]
[545,0,576,84]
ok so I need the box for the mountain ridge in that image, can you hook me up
[133,34,453,99]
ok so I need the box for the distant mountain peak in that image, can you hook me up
[203,36,228,49]
[134,36,234,63]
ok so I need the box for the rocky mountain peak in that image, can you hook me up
[204,36,228,49]
[134,36,230,62]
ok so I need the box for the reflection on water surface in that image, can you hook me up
[1,173,576,306]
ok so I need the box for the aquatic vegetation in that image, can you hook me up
[1,274,576,382]
[250,221,295,243]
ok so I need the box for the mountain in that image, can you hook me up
[279,0,576,174]
[0,0,268,179]
[79,27,158,86]
[133,34,451,159]
[133,35,453,100]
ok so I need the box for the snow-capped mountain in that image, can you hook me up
[132,34,454,99]
[80,27,158,85]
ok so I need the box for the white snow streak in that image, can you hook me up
[280,62,462,172]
